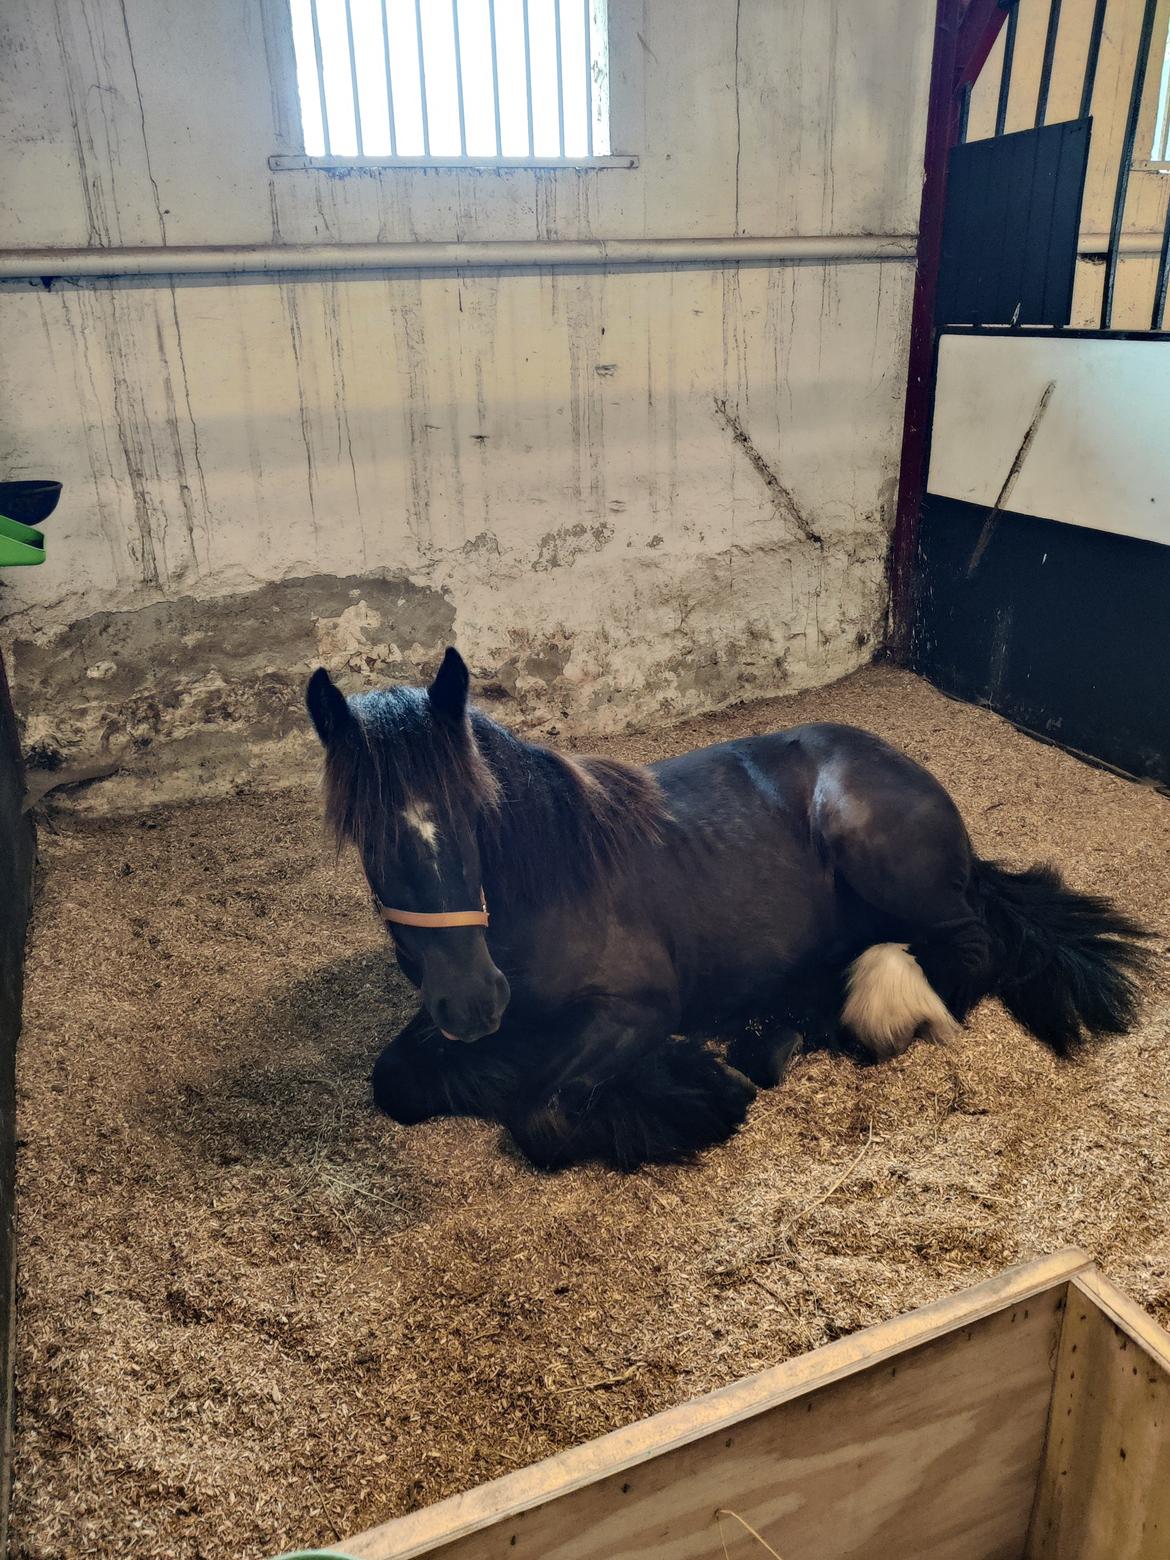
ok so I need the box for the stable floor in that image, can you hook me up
[12,667,1170,1560]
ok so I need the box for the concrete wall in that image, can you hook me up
[0,0,933,792]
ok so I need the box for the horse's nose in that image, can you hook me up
[489,967,511,1016]
[433,971,509,1042]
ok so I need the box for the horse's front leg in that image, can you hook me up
[371,1007,523,1125]
[506,999,756,1173]
[727,1016,804,1088]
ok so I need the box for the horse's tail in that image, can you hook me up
[972,859,1153,1054]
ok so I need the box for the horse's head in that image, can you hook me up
[306,648,510,1042]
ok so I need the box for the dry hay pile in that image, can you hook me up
[12,667,1170,1559]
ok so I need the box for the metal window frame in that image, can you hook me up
[284,0,616,170]
[1138,0,1170,164]
[268,153,636,171]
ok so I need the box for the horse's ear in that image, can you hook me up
[428,647,470,724]
[306,667,354,747]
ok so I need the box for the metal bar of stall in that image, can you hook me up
[995,1,1019,137]
[309,0,331,156]
[379,0,398,157]
[889,0,966,658]
[451,0,468,157]
[553,0,566,157]
[1102,0,1160,327]
[1152,199,1170,329]
[583,0,594,156]
[414,0,431,157]
[488,0,503,156]
[958,80,972,143]
[522,0,535,155]
[1035,0,1063,126]
[343,0,364,154]
[1079,0,1109,120]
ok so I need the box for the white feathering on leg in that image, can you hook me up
[841,943,958,1060]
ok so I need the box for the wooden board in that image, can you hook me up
[342,1252,1091,1560]
[1026,1271,1170,1560]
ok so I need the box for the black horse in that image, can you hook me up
[307,650,1149,1171]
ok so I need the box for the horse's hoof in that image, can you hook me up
[727,1026,803,1088]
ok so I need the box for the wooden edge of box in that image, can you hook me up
[1070,1269,1170,1369]
[338,1248,1094,1560]
[1023,1263,1170,1558]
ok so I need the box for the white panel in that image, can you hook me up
[927,333,1170,545]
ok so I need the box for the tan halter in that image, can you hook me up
[375,888,489,930]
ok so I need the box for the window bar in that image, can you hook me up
[521,0,535,156]
[583,0,593,157]
[414,0,431,156]
[379,0,398,157]
[343,0,364,155]
[487,0,503,157]
[553,0,566,157]
[1102,0,1160,327]
[451,0,468,158]
[957,80,972,144]
[309,0,331,156]
[995,0,1019,138]
[1079,0,1109,121]
[1035,0,1063,127]
[1153,199,1170,330]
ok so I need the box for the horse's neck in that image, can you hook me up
[473,721,603,896]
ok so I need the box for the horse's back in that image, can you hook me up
[651,720,953,813]
[654,720,976,931]
[794,723,977,924]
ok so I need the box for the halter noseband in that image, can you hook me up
[375,887,490,930]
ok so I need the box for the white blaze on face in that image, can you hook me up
[402,801,439,852]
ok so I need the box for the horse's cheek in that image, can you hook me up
[395,948,423,989]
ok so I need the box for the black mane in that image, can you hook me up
[322,687,667,905]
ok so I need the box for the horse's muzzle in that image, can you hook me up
[429,970,510,1044]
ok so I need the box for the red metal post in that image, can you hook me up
[888,0,1010,658]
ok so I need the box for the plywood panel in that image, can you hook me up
[1027,1272,1170,1560]
[343,1254,1090,1560]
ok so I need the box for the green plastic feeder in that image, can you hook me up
[274,1551,359,1559]
[0,514,46,567]
[0,479,61,567]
